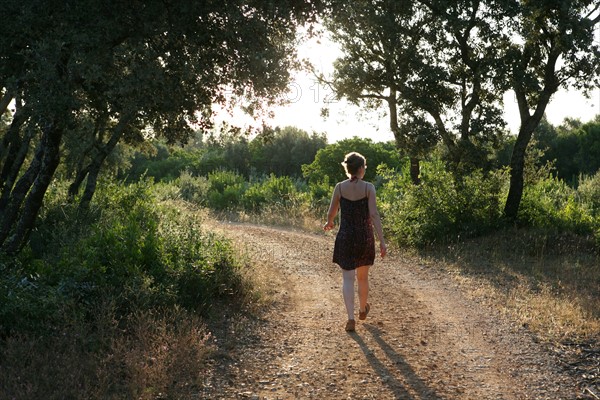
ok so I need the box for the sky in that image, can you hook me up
[219,33,600,144]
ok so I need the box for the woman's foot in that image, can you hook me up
[359,303,370,320]
[345,319,356,332]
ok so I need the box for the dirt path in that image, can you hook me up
[200,222,579,399]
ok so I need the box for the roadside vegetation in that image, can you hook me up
[0,179,259,398]
[2,1,599,397]
[128,121,600,348]
[1,115,599,397]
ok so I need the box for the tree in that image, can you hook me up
[324,0,600,219]
[323,0,506,184]
[0,0,321,254]
[250,126,327,177]
[499,0,600,219]
[573,117,600,177]
[302,137,401,184]
[542,116,600,183]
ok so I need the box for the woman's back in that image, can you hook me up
[338,179,369,201]
[334,180,374,270]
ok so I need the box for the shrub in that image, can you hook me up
[576,170,600,216]
[241,182,268,212]
[307,176,334,215]
[176,170,210,205]
[206,170,247,210]
[241,174,299,212]
[1,178,246,336]
[520,176,595,235]
[379,161,506,247]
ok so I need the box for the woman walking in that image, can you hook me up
[324,152,387,332]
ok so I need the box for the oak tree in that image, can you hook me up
[0,0,321,253]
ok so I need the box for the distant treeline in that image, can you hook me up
[124,126,329,181]
[124,116,600,188]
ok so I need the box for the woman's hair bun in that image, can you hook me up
[341,152,366,178]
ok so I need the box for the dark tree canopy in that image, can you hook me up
[0,0,321,253]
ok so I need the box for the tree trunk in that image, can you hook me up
[504,43,560,220]
[0,137,45,246]
[503,125,533,220]
[409,157,421,185]
[0,126,35,211]
[504,95,552,220]
[77,113,133,209]
[78,162,102,210]
[2,121,63,254]
[67,164,91,200]
[387,89,421,185]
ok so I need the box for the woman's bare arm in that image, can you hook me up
[367,183,387,257]
[323,183,341,231]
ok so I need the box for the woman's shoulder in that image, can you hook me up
[337,179,352,187]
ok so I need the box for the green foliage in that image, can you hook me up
[0,257,77,335]
[177,170,210,205]
[519,176,595,235]
[0,179,245,336]
[124,125,327,183]
[250,126,327,177]
[127,145,208,182]
[242,174,298,212]
[379,161,506,247]
[302,137,401,184]
[307,176,335,215]
[536,116,600,184]
[206,170,247,210]
[577,170,600,217]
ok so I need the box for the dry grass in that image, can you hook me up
[0,303,214,400]
[203,220,293,312]
[210,201,325,235]
[421,228,600,345]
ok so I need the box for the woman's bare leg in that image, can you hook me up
[356,265,370,313]
[341,269,356,320]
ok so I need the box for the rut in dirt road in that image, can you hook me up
[201,223,578,400]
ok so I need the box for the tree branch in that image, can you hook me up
[0,89,13,116]
[356,93,390,101]
[585,3,600,23]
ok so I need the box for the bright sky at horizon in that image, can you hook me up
[219,33,600,144]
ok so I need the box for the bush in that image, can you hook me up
[206,170,247,210]
[176,170,210,205]
[379,161,506,247]
[307,176,334,215]
[576,170,600,217]
[519,176,595,235]
[302,137,401,184]
[0,178,246,336]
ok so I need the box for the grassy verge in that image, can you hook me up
[0,305,212,399]
[420,228,599,345]
[0,182,262,400]
[209,201,326,235]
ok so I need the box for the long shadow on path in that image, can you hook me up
[350,324,444,400]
